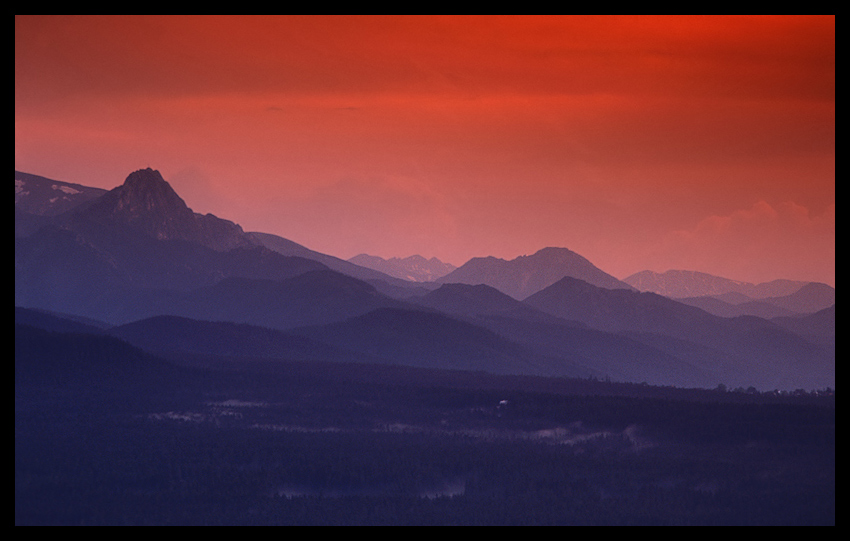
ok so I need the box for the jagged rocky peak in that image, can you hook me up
[85,168,250,251]
[114,168,192,216]
[124,167,168,188]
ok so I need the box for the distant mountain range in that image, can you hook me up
[625,269,834,318]
[348,253,456,282]
[14,168,835,391]
[436,247,635,300]
[625,269,811,299]
[249,232,430,297]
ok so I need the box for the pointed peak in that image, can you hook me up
[80,167,196,242]
[123,167,166,186]
[118,168,175,195]
[114,168,188,211]
[120,168,178,197]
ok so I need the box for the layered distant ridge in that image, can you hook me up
[14,168,834,391]
[348,253,456,282]
[624,269,809,299]
[437,247,635,300]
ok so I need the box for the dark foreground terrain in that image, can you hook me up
[15,323,834,526]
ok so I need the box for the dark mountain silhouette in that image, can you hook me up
[624,269,811,300]
[759,282,835,314]
[250,231,432,298]
[79,168,250,252]
[524,276,715,336]
[348,253,456,282]
[415,282,566,324]
[15,222,327,325]
[484,314,719,388]
[75,283,721,388]
[15,323,178,386]
[524,277,834,391]
[772,305,835,348]
[109,315,369,365]
[291,307,575,377]
[675,282,835,319]
[299,282,721,388]
[14,169,338,325]
[12,168,835,391]
[674,296,798,319]
[15,171,108,238]
[15,306,109,336]
[437,247,634,300]
[174,269,409,330]
[19,266,404,331]
[412,284,720,388]
[49,289,723,388]
[15,169,431,299]
[15,170,108,217]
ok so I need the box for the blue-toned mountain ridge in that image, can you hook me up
[14,168,834,391]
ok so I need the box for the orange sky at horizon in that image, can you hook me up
[15,16,835,286]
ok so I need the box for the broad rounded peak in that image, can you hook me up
[530,246,584,259]
[537,246,575,253]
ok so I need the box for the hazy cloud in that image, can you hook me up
[651,201,834,285]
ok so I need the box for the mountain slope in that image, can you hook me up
[759,282,835,314]
[386,282,725,388]
[675,282,835,318]
[109,315,369,365]
[14,306,110,335]
[15,171,109,238]
[249,231,431,297]
[524,277,834,391]
[674,296,797,319]
[437,247,634,300]
[14,222,327,325]
[15,171,108,218]
[164,269,410,330]
[415,282,565,324]
[15,323,178,386]
[14,169,338,324]
[772,305,835,348]
[15,169,429,299]
[291,307,572,376]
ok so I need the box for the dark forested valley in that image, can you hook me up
[15,319,834,526]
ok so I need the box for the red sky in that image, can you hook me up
[15,15,835,286]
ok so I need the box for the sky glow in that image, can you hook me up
[15,15,835,285]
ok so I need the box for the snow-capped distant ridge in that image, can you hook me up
[15,170,108,217]
[348,253,456,282]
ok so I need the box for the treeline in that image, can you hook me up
[15,324,834,525]
[15,410,834,525]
